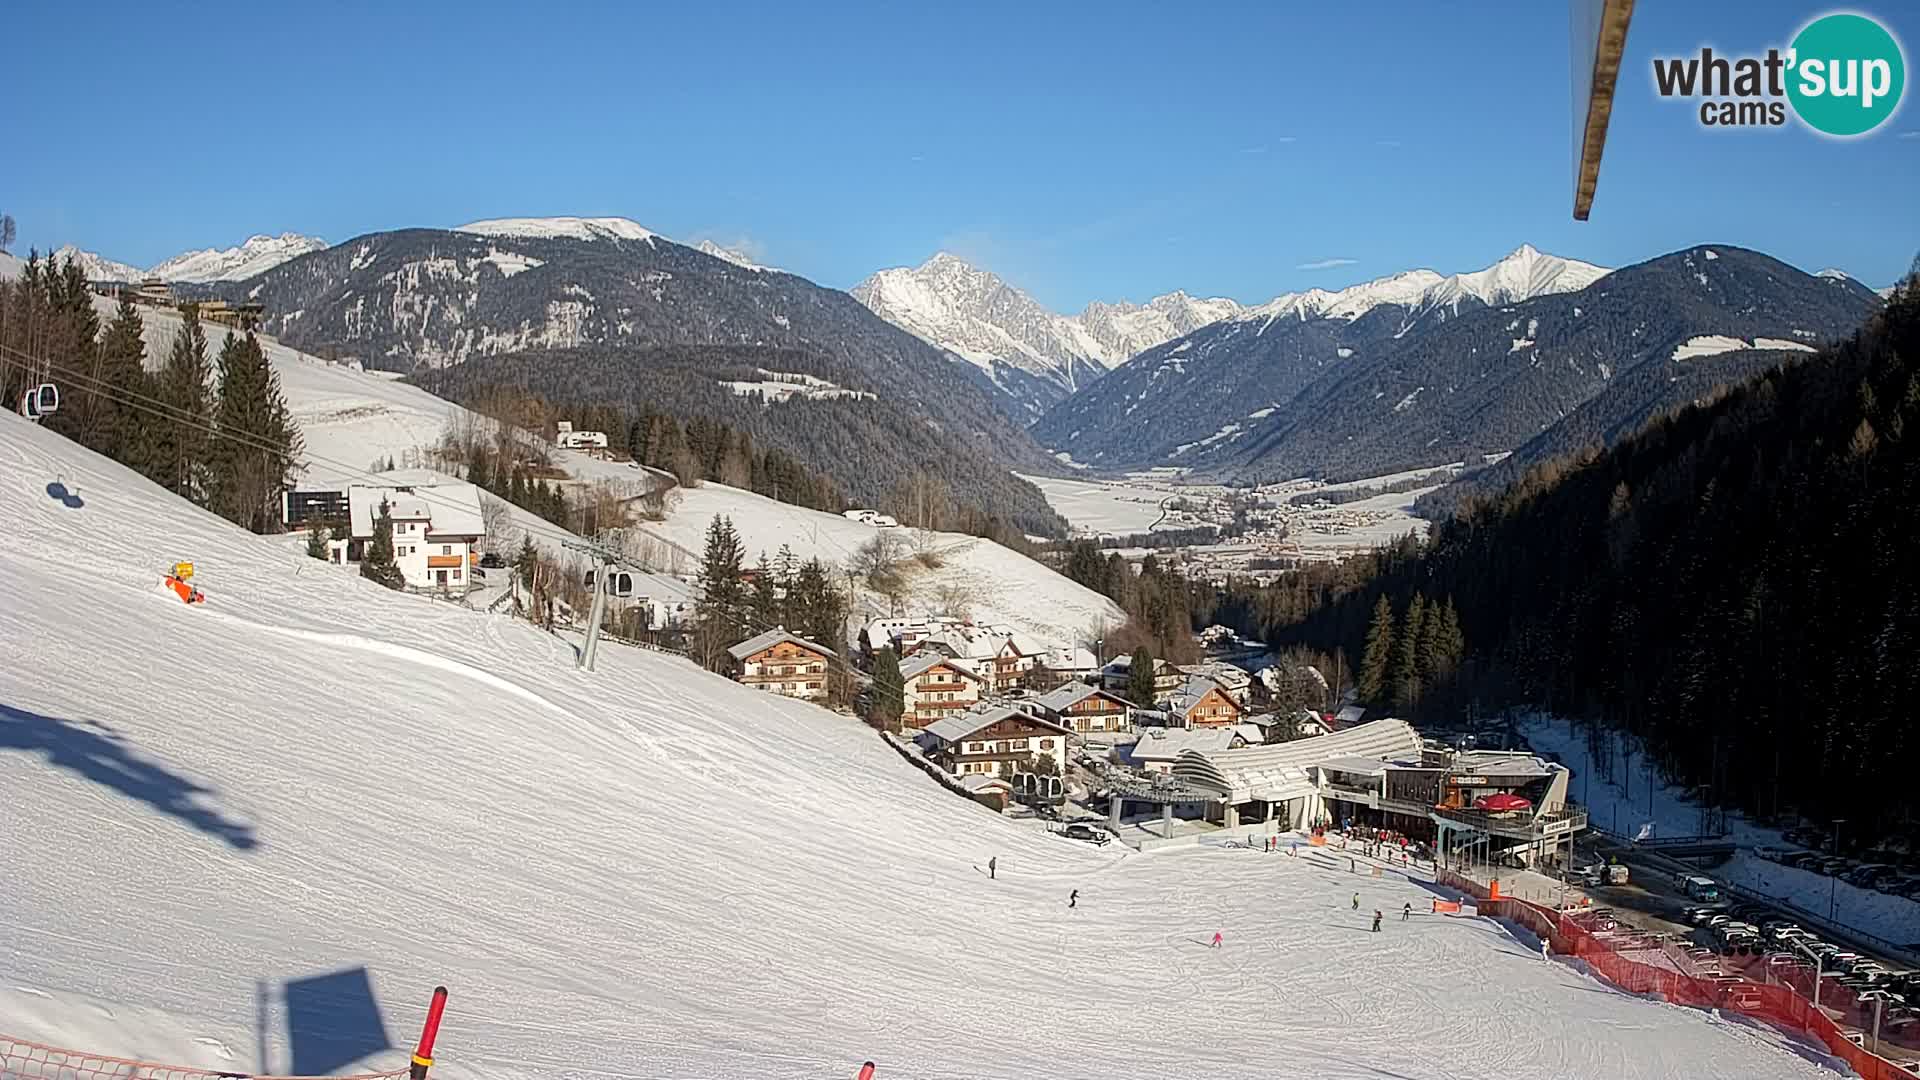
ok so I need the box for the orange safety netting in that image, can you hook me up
[0,1035,410,1080]
[1482,897,1920,1080]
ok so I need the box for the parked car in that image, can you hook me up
[1678,874,1723,902]
[1058,822,1111,846]
[1754,845,1787,863]
[478,552,506,569]
[1783,851,1822,870]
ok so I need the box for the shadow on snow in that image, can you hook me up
[0,702,258,850]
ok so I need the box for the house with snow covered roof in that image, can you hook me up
[919,705,1072,780]
[1176,661,1254,705]
[1166,675,1244,728]
[725,627,836,702]
[1127,725,1263,774]
[899,653,983,728]
[1098,654,1184,703]
[1033,682,1135,736]
[344,476,486,593]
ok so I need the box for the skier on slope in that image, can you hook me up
[1541,939,1552,962]
[1069,889,1079,909]
[1351,892,1360,911]
[988,856,997,880]
[1402,902,1412,922]
[1210,931,1223,949]
[1371,910,1383,933]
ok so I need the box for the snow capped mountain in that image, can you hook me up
[147,233,328,282]
[51,245,142,284]
[455,216,658,245]
[852,252,1242,420]
[1237,245,1609,330]
[695,239,774,272]
[1078,291,1245,362]
[45,234,327,284]
[1035,244,1876,482]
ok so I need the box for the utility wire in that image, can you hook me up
[11,341,872,676]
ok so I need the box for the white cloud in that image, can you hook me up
[1296,257,1358,271]
[1899,130,1920,139]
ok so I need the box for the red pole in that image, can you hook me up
[410,986,449,1080]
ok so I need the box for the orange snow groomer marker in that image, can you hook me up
[166,561,206,604]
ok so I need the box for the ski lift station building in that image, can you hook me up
[1164,720,1587,865]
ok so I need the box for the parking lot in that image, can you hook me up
[1560,833,1920,1066]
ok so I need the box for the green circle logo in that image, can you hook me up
[1787,13,1906,136]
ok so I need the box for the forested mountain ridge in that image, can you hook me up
[1036,246,1879,486]
[205,222,1068,534]
[413,343,1067,538]
[1224,247,1881,484]
[1031,244,1610,469]
[1265,267,1920,827]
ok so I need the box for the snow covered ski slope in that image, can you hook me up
[0,415,1844,1080]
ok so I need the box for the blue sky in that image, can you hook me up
[8,1,1917,308]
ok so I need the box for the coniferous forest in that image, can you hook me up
[1,252,301,534]
[1257,263,1920,830]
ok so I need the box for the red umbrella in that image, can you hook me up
[1475,793,1533,812]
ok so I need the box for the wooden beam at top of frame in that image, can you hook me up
[1573,0,1636,221]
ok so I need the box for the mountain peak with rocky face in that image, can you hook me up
[852,253,1242,421]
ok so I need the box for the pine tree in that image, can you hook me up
[305,519,330,560]
[156,305,213,503]
[97,297,156,476]
[1127,646,1157,707]
[869,647,905,731]
[1391,594,1426,711]
[694,515,747,669]
[360,500,406,590]
[1358,594,1396,705]
[1413,589,1443,686]
[749,552,778,630]
[209,331,302,532]
[515,536,538,588]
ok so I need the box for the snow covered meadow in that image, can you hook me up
[0,413,1850,1079]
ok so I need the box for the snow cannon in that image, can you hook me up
[165,562,205,605]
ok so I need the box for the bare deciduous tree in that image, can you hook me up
[480,494,517,553]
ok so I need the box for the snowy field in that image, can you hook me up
[69,298,1116,645]
[0,414,1850,1080]
[627,481,1126,649]
[1525,716,1920,946]
[1016,473,1175,536]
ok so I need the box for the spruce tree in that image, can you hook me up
[1391,594,1426,711]
[694,515,746,668]
[1127,646,1157,707]
[97,297,155,475]
[360,500,406,590]
[749,552,778,631]
[1413,590,1443,686]
[1358,594,1396,705]
[869,646,905,731]
[209,331,302,532]
[157,305,213,503]
[515,536,538,588]
[306,519,330,560]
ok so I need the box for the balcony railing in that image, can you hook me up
[1432,804,1589,839]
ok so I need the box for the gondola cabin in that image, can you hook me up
[19,383,58,420]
